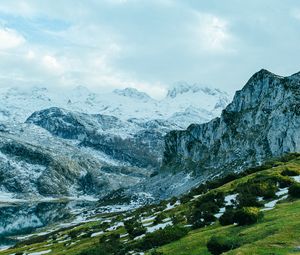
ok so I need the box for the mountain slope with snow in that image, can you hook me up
[0,84,230,128]
[0,82,230,201]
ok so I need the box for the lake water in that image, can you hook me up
[0,200,98,248]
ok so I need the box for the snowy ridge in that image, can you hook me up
[0,84,230,128]
[0,82,230,201]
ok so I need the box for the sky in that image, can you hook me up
[0,0,300,98]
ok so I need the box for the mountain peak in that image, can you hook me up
[290,71,300,81]
[247,69,282,84]
[113,87,152,100]
[166,82,225,99]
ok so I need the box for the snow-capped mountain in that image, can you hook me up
[0,83,230,201]
[0,83,230,127]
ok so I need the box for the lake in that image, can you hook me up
[0,200,98,249]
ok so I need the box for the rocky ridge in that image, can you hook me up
[162,69,300,177]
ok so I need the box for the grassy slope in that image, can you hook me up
[157,200,300,255]
[156,158,300,255]
[1,155,300,255]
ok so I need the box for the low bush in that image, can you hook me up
[207,235,240,255]
[206,173,239,190]
[278,177,293,188]
[169,196,178,205]
[189,184,208,197]
[80,233,126,255]
[236,192,262,208]
[219,209,235,226]
[233,207,262,226]
[136,225,188,251]
[188,201,218,229]
[180,193,194,204]
[154,213,167,225]
[288,183,300,198]
[237,177,277,199]
[281,168,299,176]
[124,219,146,239]
[280,153,300,162]
[171,213,185,225]
[150,250,164,255]
[194,192,225,208]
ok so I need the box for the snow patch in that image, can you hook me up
[91,231,104,237]
[292,175,300,182]
[28,250,52,255]
[146,221,173,233]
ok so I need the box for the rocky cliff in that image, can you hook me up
[162,69,300,176]
[25,107,177,169]
[0,123,150,199]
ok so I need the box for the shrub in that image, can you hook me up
[171,213,185,225]
[233,207,262,226]
[169,196,178,205]
[80,234,125,255]
[280,153,300,162]
[150,250,164,255]
[188,210,205,229]
[189,184,208,197]
[194,192,225,208]
[288,183,300,198]
[237,177,277,199]
[188,193,225,229]
[188,201,218,229]
[154,213,167,225]
[236,192,262,208]
[219,209,235,226]
[136,225,188,250]
[124,219,146,239]
[206,173,239,190]
[180,193,194,204]
[207,235,240,255]
[281,168,299,176]
[278,177,293,188]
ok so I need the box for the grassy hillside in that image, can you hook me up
[157,199,300,255]
[1,153,300,255]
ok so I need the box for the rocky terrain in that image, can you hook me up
[103,69,300,202]
[162,69,300,176]
[0,83,229,201]
[1,69,300,202]
[0,123,151,199]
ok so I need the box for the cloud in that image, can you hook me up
[42,55,63,73]
[0,0,300,98]
[0,27,25,49]
[291,8,300,20]
[0,1,35,17]
[190,13,234,53]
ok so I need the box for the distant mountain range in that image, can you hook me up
[0,83,230,128]
[0,83,230,201]
[1,69,299,203]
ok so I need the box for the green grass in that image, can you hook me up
[155,200,300,255]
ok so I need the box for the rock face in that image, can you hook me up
[162,69,300,175]
[25,107,177,169]
[0,123,149,199]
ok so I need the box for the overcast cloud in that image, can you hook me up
[0,0,300,98]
